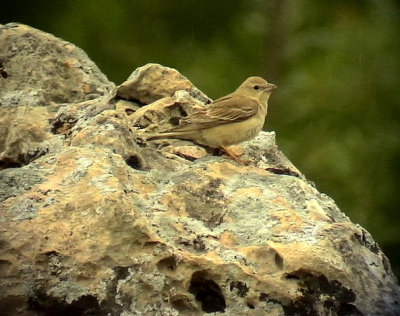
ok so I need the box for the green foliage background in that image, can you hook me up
[2,0,400,277]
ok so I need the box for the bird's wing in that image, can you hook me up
[173,95,259,131]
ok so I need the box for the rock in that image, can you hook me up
[0,23,115,169]
[0,23,399,316]
[116,63,211,105]
[0,23,114,107]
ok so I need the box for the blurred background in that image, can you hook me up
[2,0,399,278]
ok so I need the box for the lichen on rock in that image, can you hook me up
[0,23,399,316]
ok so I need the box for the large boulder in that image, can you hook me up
[0,23,399,316]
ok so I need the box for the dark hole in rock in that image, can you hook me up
[127,97,145,106]
[213,147,225,157]
[50,118,77,135]
[175,152,198,162]
[274,252,284,269]
[125,155,142,170]
[114,93,146,106]
[50,119,63,134]
[0,150,45,169]
[0,159,22,169]
[247,302,255,309]
[229,281,249,297]
[143,241,160,247]
[285,274,300,280]
[259,293,269,302]
[0,61,7,79]
[113,266,130,280]
[179,239,191,247]
[305,274,356,303]
[124,108,135,115]
[266,167,301,178]
[282,270,361,315]
[178,106,188,117]
[45,250,59,256]
[28,294,102,316]
[192,237,206,252]
[188,271,226,313]
[157,256,177,272]
[169,116,181,126]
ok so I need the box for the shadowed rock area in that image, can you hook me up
[0,23,399,316]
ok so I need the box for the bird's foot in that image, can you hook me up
[221,146,252,165]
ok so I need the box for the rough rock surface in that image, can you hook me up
[0,23,114,107]
[0,23,115,168]
[1,23,399,316]
[116,63,211,105]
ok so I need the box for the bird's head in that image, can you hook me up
[237,76,277,102]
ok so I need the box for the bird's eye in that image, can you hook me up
[253,85,260,90]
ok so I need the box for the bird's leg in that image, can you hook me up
[221,146,252,165]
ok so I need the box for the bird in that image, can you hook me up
[147,76,277,163]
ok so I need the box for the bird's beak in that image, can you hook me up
[265,83,277,91]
